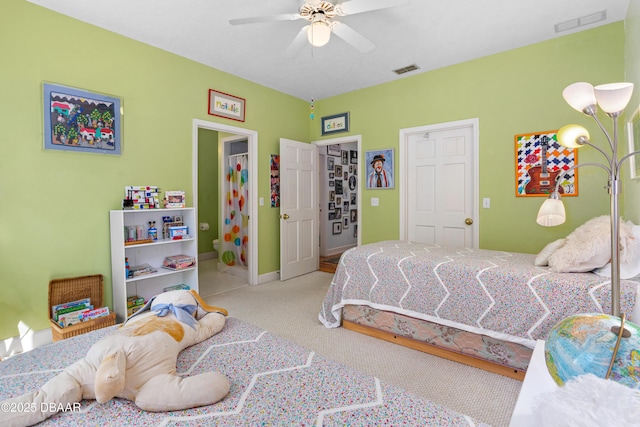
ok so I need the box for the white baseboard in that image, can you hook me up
[1,327,52,359]
[258,271,280,284]
[325,243,356,257]
[199,251,217,261]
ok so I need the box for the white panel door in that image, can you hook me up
[407,125,475,247]
[279,138,318,280]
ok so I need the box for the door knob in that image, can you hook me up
[465,218,473,225]
[281,214,290,220]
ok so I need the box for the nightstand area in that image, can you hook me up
[509,339,558,427]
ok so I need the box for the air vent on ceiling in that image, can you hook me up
[554,10,606,33]
[393,64,420,75]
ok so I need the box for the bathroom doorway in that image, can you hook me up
[192,119,258,296]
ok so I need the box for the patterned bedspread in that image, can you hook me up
[0,317,489,426]
[319,241,639,348]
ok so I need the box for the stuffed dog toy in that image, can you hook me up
[0,290,230,427]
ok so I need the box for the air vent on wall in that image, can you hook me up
[393,64,420,75]
[554,10,606,33]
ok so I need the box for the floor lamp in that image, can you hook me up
[536,81,636,318]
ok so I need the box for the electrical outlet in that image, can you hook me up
[371,197,379,206]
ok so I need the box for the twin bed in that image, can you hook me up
[319,240,639,380]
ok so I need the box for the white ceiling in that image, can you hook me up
[27,0,630,101]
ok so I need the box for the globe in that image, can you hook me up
[545,313,640,389]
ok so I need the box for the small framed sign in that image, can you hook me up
[208,89,246,122]
[321,112,349,136]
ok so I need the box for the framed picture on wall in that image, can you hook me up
[43,83,122,155]
[515,130,578,197]
[208,89,245,122]
[365,149,394,189]
[327,144,341,156]
[332,221,342,234]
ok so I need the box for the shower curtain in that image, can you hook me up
[222,154,248,267]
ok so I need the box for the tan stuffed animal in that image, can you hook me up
[0,290,230,427]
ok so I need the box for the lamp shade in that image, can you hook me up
[307,18,331,47]
[537,198,566,226]
[557,124,590,149]
[562,82,596,113]
[594,82,634,114]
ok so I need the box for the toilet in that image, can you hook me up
[213,239,219,254]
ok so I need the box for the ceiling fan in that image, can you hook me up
[229,0,408,57]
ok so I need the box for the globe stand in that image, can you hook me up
[606,313,631,379]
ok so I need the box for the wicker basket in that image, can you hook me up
[49,274,117,342]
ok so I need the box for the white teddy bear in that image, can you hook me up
[0,290,230,427]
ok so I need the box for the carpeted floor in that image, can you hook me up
[203,271,523,427]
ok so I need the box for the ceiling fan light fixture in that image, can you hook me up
[307,14,331,47]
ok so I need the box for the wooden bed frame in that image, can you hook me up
[343,319,527,381]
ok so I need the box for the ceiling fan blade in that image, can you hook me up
[337,0,409,16]
[331,22,375,53]
[284,26,310,58]
[229,13,302,25]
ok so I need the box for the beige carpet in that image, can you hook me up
[203,271,523,427]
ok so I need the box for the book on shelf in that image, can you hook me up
[127,295,145,308]
[162,255,196,270]
[163,284,190,292]
[129,263,157,277]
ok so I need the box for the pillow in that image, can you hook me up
[535,238,566,266]
[593,223,640,279]
[548,216,635,273]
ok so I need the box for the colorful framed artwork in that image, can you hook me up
[44,83,122,155]
[322,112,350,136]
[208,89,246,122]
[270,154,280,207]
[515,130,578,197]
[627,105,640,180]
[365,148,394,189]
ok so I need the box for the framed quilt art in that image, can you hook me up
[515,130,578,197]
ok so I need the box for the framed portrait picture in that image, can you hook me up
[327,156,335,171]
[365,148,394,189]
[43,83,122,155]
[341,150,349,165]
[350,150,358,164]
[208,89,245,122]
[332,221,342,234]
[515,130,578,197]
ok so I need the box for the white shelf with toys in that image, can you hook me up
[109,207,198,323]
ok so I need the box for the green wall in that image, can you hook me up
[313,23,625,253]
[0,0,308,339]
[0,0,632,340]
[624,0,640,223]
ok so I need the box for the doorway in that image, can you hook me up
[192,119,258,294]
[313,135,362,257]
[399,119,479,248]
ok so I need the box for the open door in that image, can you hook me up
[279,138,319,280]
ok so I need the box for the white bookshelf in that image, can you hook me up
[109,207,198,322]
